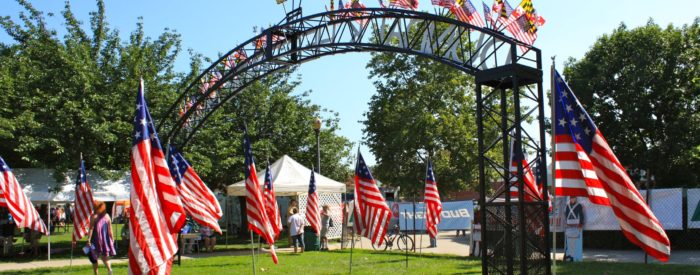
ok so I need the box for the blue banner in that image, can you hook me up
[392,201,473,231]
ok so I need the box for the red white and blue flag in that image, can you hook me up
[73,158,94,242]
[508,136,541,201]
[243,127,278,264]
[168,146,222,234]
[128,79,186,275]
[553,70,671,261]
[482,2,495,28]
[424,161,443,238]
[353,151,391,246]
[381,0,419,10]
[450,0,485,28]
[0,157,47,235]
[306,169,321,235]
[431,0,453,7]
[263,161,282,239]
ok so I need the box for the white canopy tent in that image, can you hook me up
[13,168,130,203]
[226,155,347,239]
[7,168,130,261]
[226,155,346,196]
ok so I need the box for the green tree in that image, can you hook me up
[563,19,700,187]
[363,50,484,198]
[0,0,182,177]
[0,0,353,189]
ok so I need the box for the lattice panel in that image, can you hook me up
[297,193,343,239]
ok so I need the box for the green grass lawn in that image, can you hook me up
[0,223,286,263]
[5,249,700,275]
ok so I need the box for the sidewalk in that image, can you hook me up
[333,231,700,266]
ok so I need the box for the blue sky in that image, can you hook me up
[1,1,698,166]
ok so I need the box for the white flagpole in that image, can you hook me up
[349,145,359,275]
[550,56,558,274]
[250,230,257,275]
[419,160,428,257]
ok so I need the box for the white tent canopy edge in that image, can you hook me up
[226,155,346,196]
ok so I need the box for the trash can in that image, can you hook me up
[303,226,320,251]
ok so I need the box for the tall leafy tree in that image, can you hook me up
[363,51,486,198]
[0,0,353,189]
[563,19,700,187]
[0,0,182,177]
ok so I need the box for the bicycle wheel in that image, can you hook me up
[396,234,414,251]
[372,236,389,251]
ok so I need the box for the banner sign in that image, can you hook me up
[394,201,473,231]
[688,189,700,229]
[553,188,683,231]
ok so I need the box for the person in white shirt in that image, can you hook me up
[287,207,305,253]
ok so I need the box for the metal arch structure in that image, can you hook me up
[158,7,550,275]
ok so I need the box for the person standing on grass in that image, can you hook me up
[287,207,305,253]
[287,199,298,245]
[320,204,331,251]
[86,201,115,275]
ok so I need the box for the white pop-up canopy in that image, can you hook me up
[13,168,130,202]
[227,155,346,196]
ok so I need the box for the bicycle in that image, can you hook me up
[371,225,414,251]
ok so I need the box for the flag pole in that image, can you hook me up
[404,209,409,269]
[550,56,558,274]
[349,145,359,275]
[419,160,428,257]
[250,230,257,275]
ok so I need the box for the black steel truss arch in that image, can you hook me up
[158,7,550,275]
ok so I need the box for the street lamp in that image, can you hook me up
[313,117,322,174]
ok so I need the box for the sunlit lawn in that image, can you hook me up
[0,224,258,263]
[5,249,700,275]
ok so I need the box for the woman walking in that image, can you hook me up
[320,204,331,251]
[86,201,115,275]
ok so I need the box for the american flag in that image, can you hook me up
[72,158,94,242]
[532,156,552,212]
[128,79,185,275]
[424,161,442,238]
[508,136,541,201]
[0,157,47,235]
[263,160,282,239]
[450,0,485,28]
[353,151,391,246]
[306,169,321,235]
[553,70,671,261]
[482,2,495,28]
[431,0,453,7]
[243,127,278,264]
[168,146,223,234]
[382,0,419,10]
